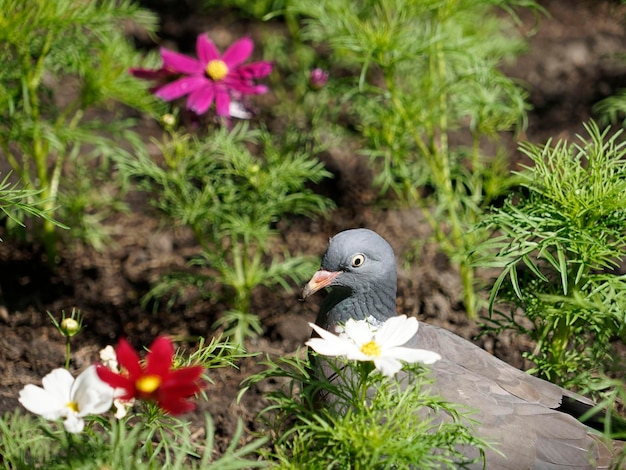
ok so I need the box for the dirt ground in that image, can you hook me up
[1,0,626,457]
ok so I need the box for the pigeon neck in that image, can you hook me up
[315,283,397,331]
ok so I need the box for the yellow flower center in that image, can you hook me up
[66,401,79,413]
[206,59,229,81]
[136,375,162,393]
[360,340,382,358]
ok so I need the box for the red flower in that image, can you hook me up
[96,336,204,415]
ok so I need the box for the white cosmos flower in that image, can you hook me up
[307,315,441,377]
[18,366,114,433]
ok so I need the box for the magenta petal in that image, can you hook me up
[187,86,216,115]
[222,37,253,68]
[237,62,273,79]
[160,48,203,74]
[252,84,268,94]
[196,34,221,64]
[226,75,268,95]
[130,67,174,80]
[155,77,207,101]
[215,90,231,116]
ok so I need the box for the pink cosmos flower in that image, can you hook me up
[131,34,272,118]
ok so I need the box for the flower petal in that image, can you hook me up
[71,366,114,416]
[376,315,418,348]
[186,85,215,115]
[156,392,196,415]
[145,336,174,378]
[236,61,273,79]
[18,384,67,420]
[160,366,204,397]
[63,413,85,433]
[343,319,375,346]
[95,365,135,400]
[129,67,176,80]
[373,357,403,377]
[387,347,441,365]
[160,48,203,74]
[115,338,143,380]
[196,34,220,64]
[214,89,231,116]
[306,323,360,357]
[41,368,74,403]
[222,37,253,68]
[155,77,207,101]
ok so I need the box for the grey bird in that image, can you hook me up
[302,228,624,469]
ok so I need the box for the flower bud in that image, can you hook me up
[60,317,81,337]
[309,68,329,90]
[161,113,176,127]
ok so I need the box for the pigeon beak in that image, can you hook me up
[302,269,340,299]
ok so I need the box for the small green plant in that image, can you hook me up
[243,352,490,469]
[478,122,626,389]
[280,0,536,317]
[0,0,161,258]
[117,123,333,344]
[3,312,265,468]
[0,411,265,469]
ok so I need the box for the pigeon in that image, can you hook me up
[302,228,624,469]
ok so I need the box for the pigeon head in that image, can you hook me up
[303,228,398,329]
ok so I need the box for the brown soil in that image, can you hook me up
[1,0,625,458]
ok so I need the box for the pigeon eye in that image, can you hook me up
[351,254,365,268]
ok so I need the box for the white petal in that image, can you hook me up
[343,348,373,362]
[307,323,361,357]
[376,315,418,347]
[386,346,441,365]
[374,357,403,377]
[63,413,85,433]
[306,336,356,357]
[41,369,74,403]
[18,384,66,420]
[71,366,114,416]
[343,319,375,345]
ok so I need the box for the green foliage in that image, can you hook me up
[243,352,491,469]
[0,411,266,469]
[1,323,265,469]
[116,123,333,343]
[282,0,536,317]
[0,172,66,233]
[0,0,162,258]
[478,122,626,389]
[201,0,288,19]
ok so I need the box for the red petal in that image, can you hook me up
[95,365,136,400]
[115,338,142,380]
[160,366,205,395]
[157,393,196,415]
[145,336,174,377]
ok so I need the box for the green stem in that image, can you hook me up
[65,337,71,370]
[24,31,60,259]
